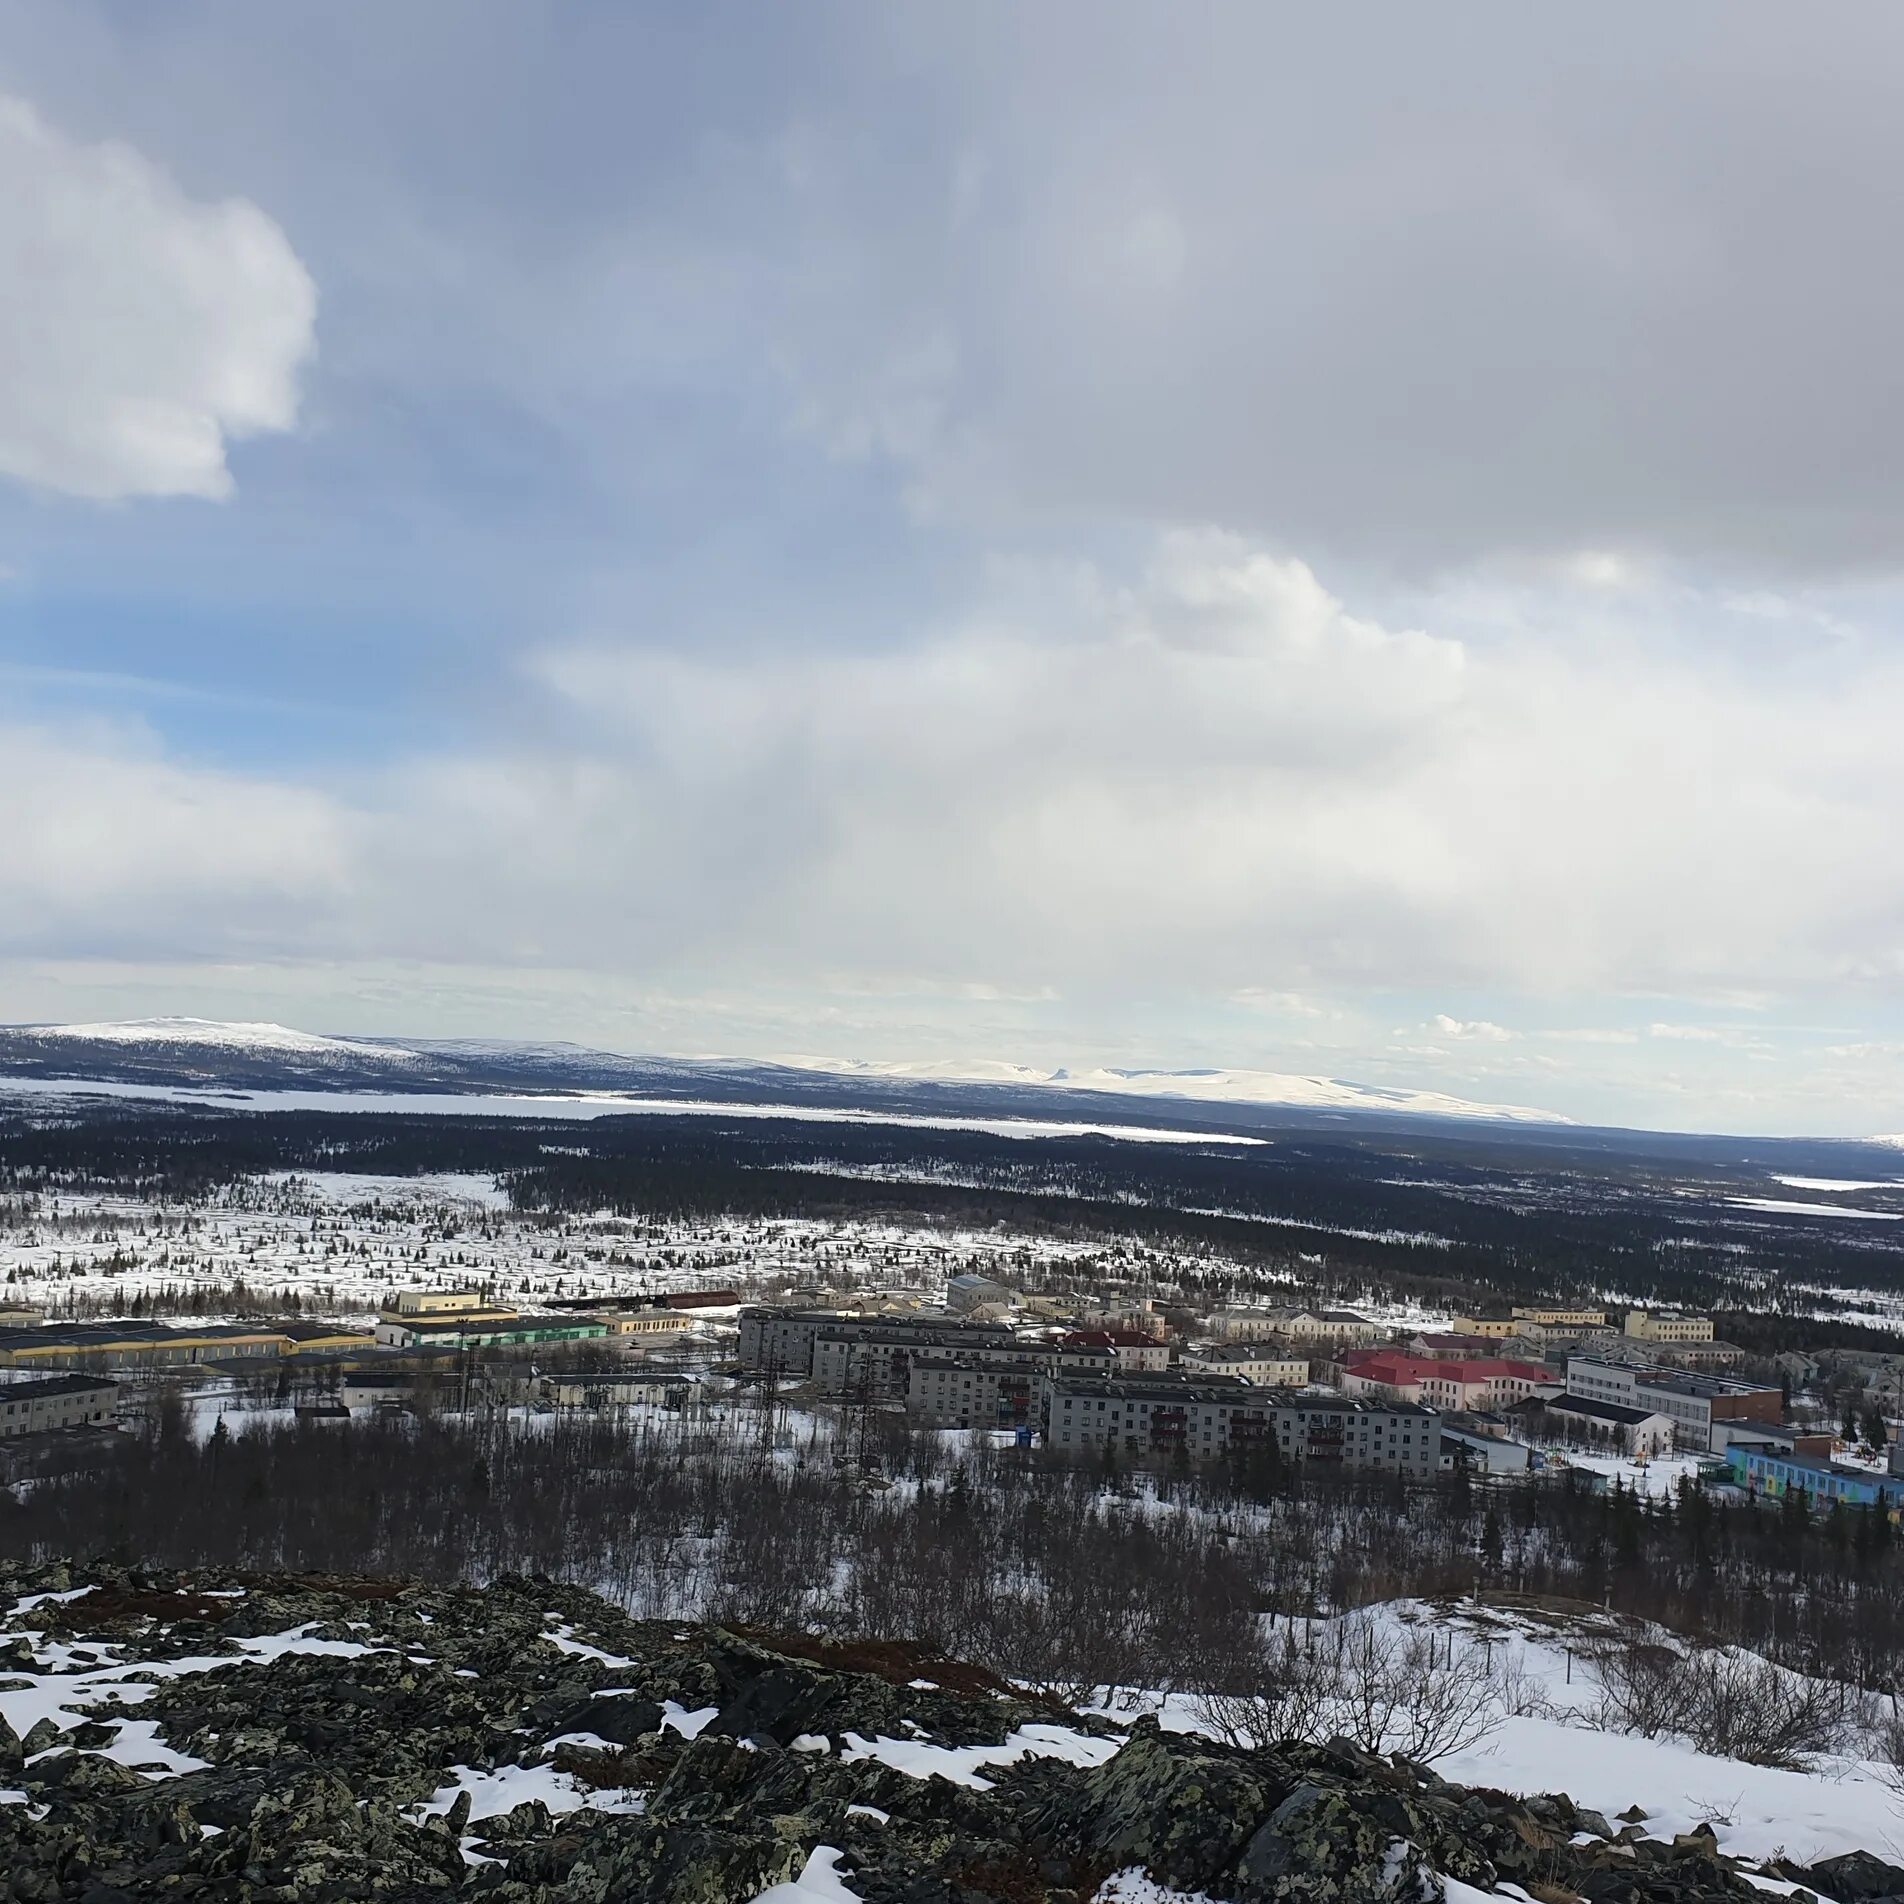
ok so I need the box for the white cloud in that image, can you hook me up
[512,530,1904,1007]
[0,96,315,501]
[9,526,1904,1133]
[1430,1014,1514,1042]
[0,720,349,952]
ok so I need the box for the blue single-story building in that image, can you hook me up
[1727,1444,1904,1516]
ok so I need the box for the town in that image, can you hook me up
[6,1230,1901,1523]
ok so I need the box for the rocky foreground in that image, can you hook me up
[0,1562,1896,1904]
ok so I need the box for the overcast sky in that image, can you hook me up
[3,2,1904,1136]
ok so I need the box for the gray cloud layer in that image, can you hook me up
[2,2,1904,1131]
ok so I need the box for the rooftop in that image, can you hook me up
[0,1321,293,1350]
[388,1312,604,1334]
[1568,1355,1778,1399]
[1733,1446,1902,1488]
[1190,1343,1309,1362]
[0,1373,120,1400]
[1047,1374,1432,1414]
[1542,1394,1664,1426]
[913,1354,1074,1375]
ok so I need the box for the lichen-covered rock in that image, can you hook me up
[1801,1851,1904,1903]
[0,1560,1877,1904]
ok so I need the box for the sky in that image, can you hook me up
[2,2,1904,1137]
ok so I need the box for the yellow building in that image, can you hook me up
[1452,1315,1519,1339]
[0,1323,294,1368]
[1511,1305,1607,1327]
[391,1289,499,1317]
[600,1308,691,1339]
[279,1325,379,1356]
[1623,1309,1715,1344]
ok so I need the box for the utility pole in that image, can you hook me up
[756,1347,782,1462]
[852,1352,884,1470]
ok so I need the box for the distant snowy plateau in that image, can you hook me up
[0,1016,1573,1138]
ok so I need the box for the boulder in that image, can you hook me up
[1804,1852,1904,1904]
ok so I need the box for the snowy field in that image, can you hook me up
[0,1075,1263,1148]
[1125,1598,1901,1874]
[1533,1449,1711,1498]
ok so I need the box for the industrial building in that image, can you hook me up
[539,1371,696,1410]
[372,1311,609,1350]
[0,1321,295,1369]
[389,1289,494,1317]
[0,1374,120,1437]
[944,1273,1017,1316]
[276,1322,379,1355]
[597,1307,693,1340]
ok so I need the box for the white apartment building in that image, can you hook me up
[1041,1375,1437,1474]
[738,1307,1016,1379]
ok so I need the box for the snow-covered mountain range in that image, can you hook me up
[768,1053,1567,1123]
[0,1016,1569,1131]
[34,1017,418,1060]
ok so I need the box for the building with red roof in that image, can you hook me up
[1345,1352,1560,1410]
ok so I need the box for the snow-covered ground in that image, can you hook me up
[1730,1196,1902,1222]
[1773,1175,1904,1194]
[0,1171,1190,1323]
[1130,1599,1897,1872]
[1531,1448,1711,1498]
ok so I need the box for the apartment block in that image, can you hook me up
[1040,1373,1438,1474]
[906,1356,1041,1428]
[738,1307,1017,1380]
